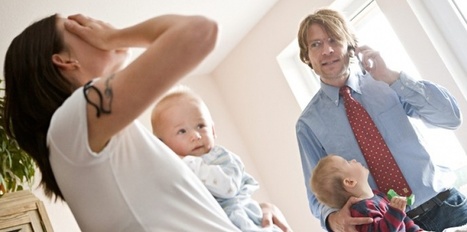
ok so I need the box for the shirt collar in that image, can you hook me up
[320,68,363,106]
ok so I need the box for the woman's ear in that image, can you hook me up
[52,54,80,70]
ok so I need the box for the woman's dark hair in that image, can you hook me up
[3,14,75,200]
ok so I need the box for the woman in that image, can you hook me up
[4,13,291,231]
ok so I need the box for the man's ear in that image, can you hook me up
[52,54,79,70]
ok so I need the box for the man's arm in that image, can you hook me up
[391,72,461,129]
[356,45,461,129]
[296,121,336,228]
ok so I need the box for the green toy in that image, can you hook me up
[387,189,415,206]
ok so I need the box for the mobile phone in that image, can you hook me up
[348,46,366,75]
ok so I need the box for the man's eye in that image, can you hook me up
[197,124,206,129]
[310,41,321,48]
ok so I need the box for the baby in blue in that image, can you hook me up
[151,86,284,232]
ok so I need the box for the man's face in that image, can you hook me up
[306,24,351,85]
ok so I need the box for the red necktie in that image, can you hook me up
[340,86,412,196]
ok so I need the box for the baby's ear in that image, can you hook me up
[343,178,357,188]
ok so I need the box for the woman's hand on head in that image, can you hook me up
[65,14,122,51]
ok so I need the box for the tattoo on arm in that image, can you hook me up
[83,74,114,117]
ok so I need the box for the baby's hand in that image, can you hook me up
[389,196,407,212]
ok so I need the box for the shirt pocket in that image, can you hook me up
[376,103,418,144]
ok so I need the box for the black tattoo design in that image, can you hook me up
[83,74,114,117]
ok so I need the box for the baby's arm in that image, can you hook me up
[351,198,407,232]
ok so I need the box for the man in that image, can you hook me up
[296,8,467,232]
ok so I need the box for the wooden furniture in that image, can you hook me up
[0,190,53,232]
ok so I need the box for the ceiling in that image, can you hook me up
[0,0,279,78]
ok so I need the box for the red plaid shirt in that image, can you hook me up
[350,190,424,232]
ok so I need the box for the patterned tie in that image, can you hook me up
[340,86,412,196]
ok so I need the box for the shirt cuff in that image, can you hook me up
[389,71,425,97]
[322,208,337,231]
[325,215,334,232]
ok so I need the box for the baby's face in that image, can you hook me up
[332,156,369,182]
[156,97,216,157]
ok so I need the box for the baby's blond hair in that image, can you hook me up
[310,155,352,209]
[151,85,212,137]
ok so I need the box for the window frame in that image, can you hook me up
[407,0,467,101]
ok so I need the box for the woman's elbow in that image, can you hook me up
[187,16,218,53]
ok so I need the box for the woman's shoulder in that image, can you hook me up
[49,87,87,134]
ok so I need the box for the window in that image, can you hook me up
[453,0,467,22]
[277,40,319,109]
[349,0,467,192]
[411,0,467,192]
[350,2,421,79]
[412,0,467,98]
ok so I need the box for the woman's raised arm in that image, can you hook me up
[65,14,218,152]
